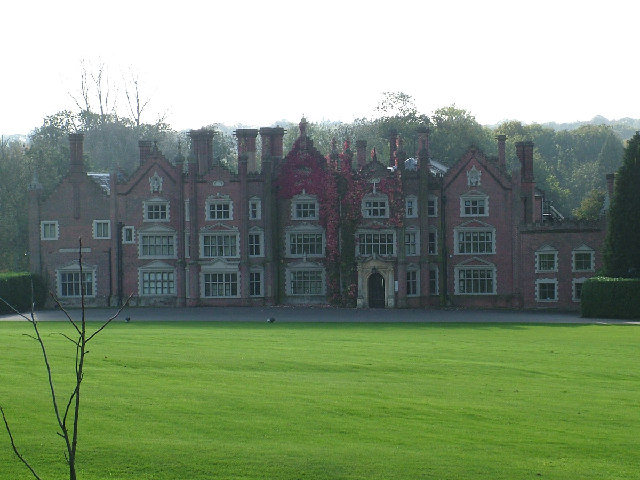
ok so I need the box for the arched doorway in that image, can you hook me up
[368,272,385,308]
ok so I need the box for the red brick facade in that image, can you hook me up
[29,122,607,310]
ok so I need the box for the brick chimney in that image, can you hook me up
[517,141,536,223]
[189,129,215,175]
[259,127,286,166]
[496,134,506,169]
[235,129,259,173]
[388,129,398,167]
[356,140,367,169]
[69,133,85,174]
[139,140,153,166]
[416,126,430,170]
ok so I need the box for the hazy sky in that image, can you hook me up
[2,0,638,135]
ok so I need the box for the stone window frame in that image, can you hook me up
[572,245,595,272]
[205,194,234,221]
[56,263,96,298]
[92,220,111,240]
[200,232,240,259]
[460,191,489,217]
[536,278,558,302]
[138,262,176,296]
[427,195,438,217]
[249,268,264,297]
[356,229,396,257]
[249,197,262,221]
[406,264,419,297]
[404,228,420,256]
[535,245,558,273]
[122,226,136,244]
[200,261,240,298]
[405,195,418,218]
[454,261,497,295]
[248,227,264,258]
[41,220,59,241]
[138,225,177,259]
[143,198,170,222]
[286,265,326,296]
[361,192,389,219]
[291,192,319,221]
[285,224,325,258]
[454,223,496,255]
[429,264,439,295]
[428,227,438,255]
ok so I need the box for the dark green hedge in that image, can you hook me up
[581,277,640,319]
[0,272,47,314]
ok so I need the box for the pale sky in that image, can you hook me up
[2,0,638,135]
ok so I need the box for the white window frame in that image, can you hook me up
[404,229,419,256]
[41,221,59,240]
[455,264,497,295]
[286,225,325,258]
[202,272,240,298]
[143,199,170,222]
[291,193,319,221]
[454,226,496,255]
[406,267,419,297]
[460,193,489,217]
[249,197,262,220]
[572,246,595,272]
[405,195,418,218]
[429,264,439,295]
[248,229,264,257]
[428,228,437,255]
[139,264,176,296]
[287,268,326,296]
[122,226,135,244]
[201,232,240,259]
[536,278,558,302]
[138,226,177,259]
[535,246,558,273]
[93,220,111,240]
[427,195,438,217]
[56,264,96,298]
[206,196,233,221]
[572,277,587,302]
[362,193,389,219]
[184,200,190,222]
[356,230,396,257]
[249,269,264,297]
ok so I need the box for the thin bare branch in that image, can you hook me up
[0,296,32,321]
[86,293,133,343]
[50,293,81,335]
[58,333,80,346]
[0,405,42,480]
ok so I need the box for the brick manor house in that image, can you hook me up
[28,118,610,310]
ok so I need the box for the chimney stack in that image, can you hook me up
[496,134,506,169]
[388,129,398,167]
[356,140,367,169]
[235,129,259,173]
[139,140,153,166]
[416,126,430,170]
[69,133,85,174]
[189,129,215,175]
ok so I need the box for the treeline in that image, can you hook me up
[0,92,633,272]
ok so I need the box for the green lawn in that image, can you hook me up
[0,321,638,480]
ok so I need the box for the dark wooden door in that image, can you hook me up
[368,272,385,308]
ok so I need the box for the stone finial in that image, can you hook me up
[299,116,308,137]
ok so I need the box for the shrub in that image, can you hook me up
[0,272,47,314]
[581,277,640,319]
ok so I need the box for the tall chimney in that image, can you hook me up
[356,140,367,169]
[416,126,430,170]
[189,129,215,175]
[496,134,506,169]
[517,141,536,223]
[388,129,398,167]
[235,129,259,173]
[259,127,286,166]
[139,140,152,166]
[69,133,85,174]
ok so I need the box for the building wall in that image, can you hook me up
[29,127,607,311]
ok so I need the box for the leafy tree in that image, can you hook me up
[604,132,640,277]
[572,188,606,221]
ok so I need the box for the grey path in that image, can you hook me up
[1,306,637,324]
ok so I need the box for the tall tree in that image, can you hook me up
[604,132,640,277]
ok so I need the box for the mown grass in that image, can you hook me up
[0,321,638,479]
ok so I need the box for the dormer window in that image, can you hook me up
[291,192,319,220]
[206,195,233,221]
[460,192,489,217]
[362,193,389,218]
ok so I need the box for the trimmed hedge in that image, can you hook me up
[0,272,47,314]
[581,277,640,319]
